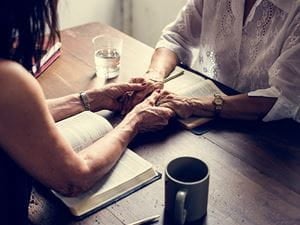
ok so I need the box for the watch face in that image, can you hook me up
[213,94,223,115]
[214,98,223,105]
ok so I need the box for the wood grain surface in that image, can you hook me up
[29,23,300,225]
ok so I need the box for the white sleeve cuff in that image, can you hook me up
[248,86,280,98]
[248,87,300,122]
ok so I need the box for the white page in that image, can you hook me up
[56,111,112,152]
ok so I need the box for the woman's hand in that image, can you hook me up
[157,90,215,119]
[157,91,195,118]
[85,82,147,112]
[121,77,163,114]
[124,90,175,133]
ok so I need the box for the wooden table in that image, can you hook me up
[30,23,300,225]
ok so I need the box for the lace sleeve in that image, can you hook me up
[249,12,300,122]
[155,0,203,66]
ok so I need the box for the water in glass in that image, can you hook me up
[94,48,120,79]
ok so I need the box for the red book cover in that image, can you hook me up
[32,42,62,78]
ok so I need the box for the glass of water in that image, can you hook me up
[92,35,123,80]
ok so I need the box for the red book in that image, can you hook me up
[32,42,62,78]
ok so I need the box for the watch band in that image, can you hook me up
[213,93,224,117]
[79,92,91,111]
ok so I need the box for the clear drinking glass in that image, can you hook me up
[92,35,123,80]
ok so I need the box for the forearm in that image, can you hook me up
[77,115,139,188]
[42,117,139,197]
[191,94,277,120]
[47,94,85,122]
[47,88,111,121]
[146,48,179,80]
[28,98,141,196]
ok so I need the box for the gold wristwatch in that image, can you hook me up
[213,93,224,116]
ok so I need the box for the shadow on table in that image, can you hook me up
[29,181,73,225]
[189,117,299,144]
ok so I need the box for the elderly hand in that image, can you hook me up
[85,82,147,112]
[124,90,175,133]
[121,77,163,114]
[156,91,194,119]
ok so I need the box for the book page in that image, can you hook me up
[164,70,206,93]
[56,111,113,152]
[177,79,224,97]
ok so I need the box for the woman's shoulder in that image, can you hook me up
[0,59,38,90]
[0,59,42,105]
[0,59,30,79]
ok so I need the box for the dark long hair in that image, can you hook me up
[0,0,60,71]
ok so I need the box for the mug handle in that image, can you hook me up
[174,190,187,225]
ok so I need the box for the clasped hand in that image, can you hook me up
[86,78,162,112]
[85,78,202,132]
[85,78,173,132]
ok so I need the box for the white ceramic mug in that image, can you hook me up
[165,156,209,225]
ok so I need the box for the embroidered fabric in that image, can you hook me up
[156,0,300,122]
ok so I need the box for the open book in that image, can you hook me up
[53,111,160,218]
[164,70,225,129]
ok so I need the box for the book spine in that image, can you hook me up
[32,42,62,78]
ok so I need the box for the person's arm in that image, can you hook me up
[125,0,204,111]
[192,94,277,120]
[146,0,204,81]
[139,0,203,105]
[250,17,300,122]
[120,47,179,114]
[145,48,179,81]
[158,91,277,120]
[157,1,300,123]
[0,60,173,197]
[46,94,85,122]
[47,82,147,122]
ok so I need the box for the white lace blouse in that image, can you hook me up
[156,0,300,122]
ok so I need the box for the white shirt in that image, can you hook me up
[156,0,300,122]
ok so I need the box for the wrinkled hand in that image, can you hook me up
[125,90,175,133]
[157,90,194,119]
[86,82,146,112]
[121,77,163,114]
